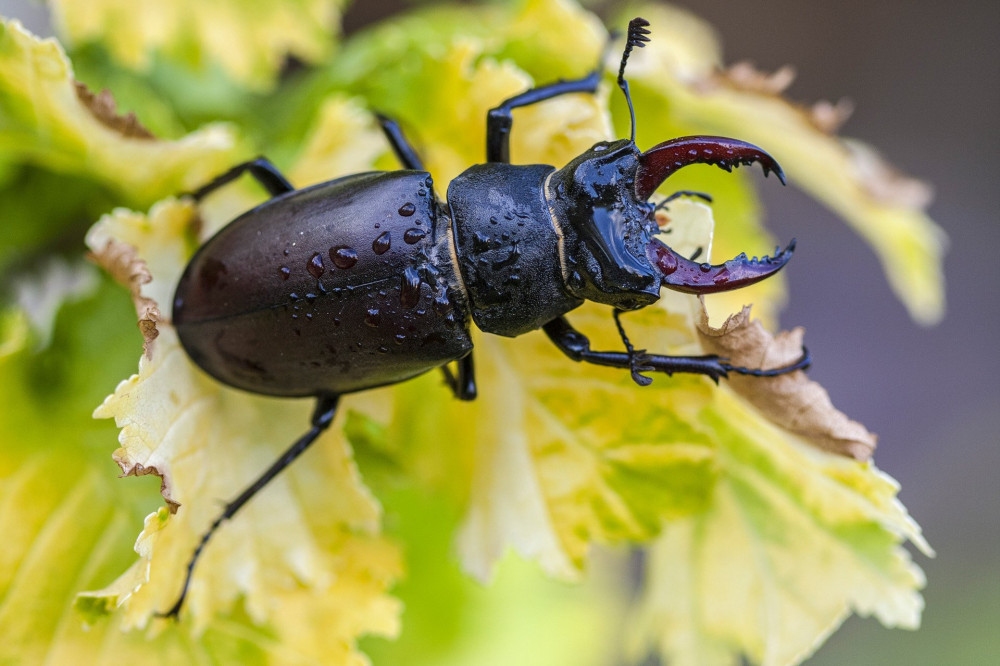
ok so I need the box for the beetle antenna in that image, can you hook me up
[618,17,650,143]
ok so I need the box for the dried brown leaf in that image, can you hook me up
[88,237,161,356]
[809,98,855,133]
[73,81,154,140]
[845,139,935,208]
[724,61,796,95]
[697,304,877,460]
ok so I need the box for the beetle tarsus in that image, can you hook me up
[721,346,812,377]
[613,309,654,386]
[156,394,340,620]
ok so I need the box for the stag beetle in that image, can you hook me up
[163,18,809,617]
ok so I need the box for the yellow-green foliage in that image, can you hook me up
[0,1,941,664]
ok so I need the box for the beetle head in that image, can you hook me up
[548,139,661,309]
[547,17,797,308]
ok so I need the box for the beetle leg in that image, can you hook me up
[375,113,426,171]
[653,190,714,213]
[157,394,340,620]
[441,353,477,401]
[612,309,653,386]
[189,156,294,201]
[487,69,603,163]
[543,316,810,384]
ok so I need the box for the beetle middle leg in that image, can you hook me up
[189,156,294,201]
[542,316,810,384]
[374,113,479,399]
[158,393,340,620]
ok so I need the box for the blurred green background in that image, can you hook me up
[2,0,997,663]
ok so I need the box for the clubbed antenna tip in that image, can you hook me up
[618,17,650,143]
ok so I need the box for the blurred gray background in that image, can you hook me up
[4,0,998,662]
[651,3,999,663]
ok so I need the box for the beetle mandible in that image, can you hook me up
[162,18,809,618]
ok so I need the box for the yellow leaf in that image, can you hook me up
[453,201,764,577]
[445,200,927,666]
[288,96,385,188]
[84,200,402,659]
[49,0,344,90]
[0,19,241,204]
[375,38,611,186]
[628,389,930,666]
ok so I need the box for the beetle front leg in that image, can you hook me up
[190,156,294,201]
[486,69,602,163]
[543,316,810,383]
[441,353,477,400]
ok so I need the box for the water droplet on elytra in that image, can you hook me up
[398,202,416,216]
[307,252,325,278]
[330,246,358,269]
[404,228,426,244]
[279,266,290,280]
[372,231,391,254]
[365,308,381,327]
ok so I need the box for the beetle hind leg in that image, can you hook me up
[376,113,427,171]
[156,394,340,620]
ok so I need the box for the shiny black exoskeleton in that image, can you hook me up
[162,18,809,618]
